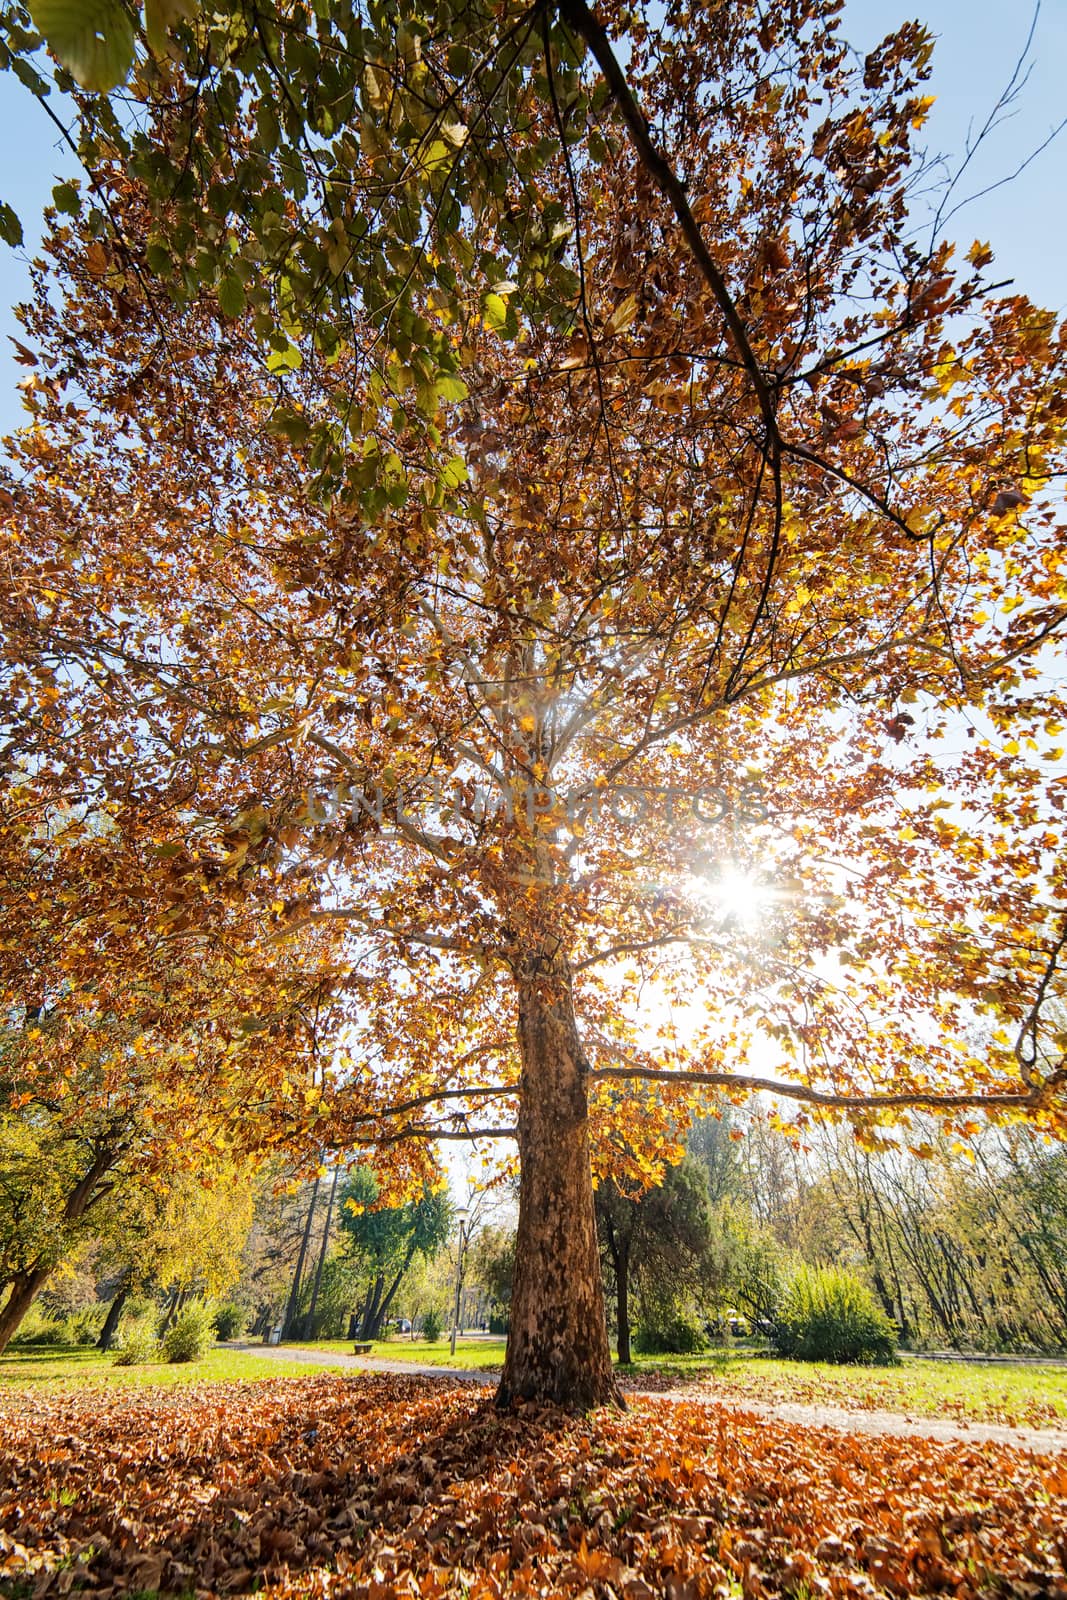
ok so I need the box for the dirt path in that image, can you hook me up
[229,1343,1067,1455]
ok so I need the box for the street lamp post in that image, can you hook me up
[450,1207,470,1358]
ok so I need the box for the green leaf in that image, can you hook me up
[266,342,303,373]
[268,407,310,443]
[145,240,173,274]
[29,0,135,92]
[484,292,508,331]
[440,455,468,490]
[218,274,246,319]
[51,182,80,216]
[434,373,468,404]
[144,0,198,56]
[0,204,23,248]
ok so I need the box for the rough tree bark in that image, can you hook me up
[497,959,622,1409]
[0,1268,51,1353]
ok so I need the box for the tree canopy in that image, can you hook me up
[2,0,1066,1403]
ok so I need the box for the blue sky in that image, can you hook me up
[0,0,1064,435]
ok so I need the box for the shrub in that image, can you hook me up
[162,1301,216,1363]
[10,1306,68,1347]
[773,1265,897,1365]
[67,1307,105,1346]
[113,1321,161,1366]
[633,1313,709,1356]
[213,1303,245,1341]
[421,1309,443,1342]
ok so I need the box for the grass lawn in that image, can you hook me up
[0,1342,339,1390]
[617,1349,1067,1428]
[291,1335,507,1369]
[280,1337,1067,1427]
[11,1337,1066,1431]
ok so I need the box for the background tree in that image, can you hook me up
[3,0,1067,1405]
[467,1224,516,1333]
[596,1157,713,1362]
[338,1168,451,1341]
[0,778,346,1348]
[237,1171,327,1339]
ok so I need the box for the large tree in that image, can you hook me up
[3,0,1067,1405]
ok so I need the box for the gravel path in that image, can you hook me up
[228,1343,1067,1455]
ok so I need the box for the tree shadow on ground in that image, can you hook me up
[2,1373,1065,1599]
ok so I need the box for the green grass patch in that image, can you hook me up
[287,1336,507,1369]
[617,1351,1067,1427]
[280,1339,1067,1424]
[0,1343,338,1391]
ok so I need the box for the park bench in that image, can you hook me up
[353,1341,373,1354]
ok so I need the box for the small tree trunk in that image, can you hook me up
[0,1144,119,1355]
[158,1285,181,1334]
[497,961,622,1409]
[305,1167,340,1338]
[283,1171,321,1339]
[376,1241,417,1335]
[354,1280,374,1341]
[0,1268,50,1355]
[615,1236,632,1366]
[360,1273,386,1341]
[97,1275,132,1351]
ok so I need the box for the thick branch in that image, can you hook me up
[350,1126,518,1147]
[591,1063,1055,1114]
[339,1084,519,1125]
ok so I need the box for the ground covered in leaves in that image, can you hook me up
[2,1374,1066,1600]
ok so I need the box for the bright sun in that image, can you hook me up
[689,865,773,928]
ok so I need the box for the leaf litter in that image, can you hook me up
[1,1374,1065,1599]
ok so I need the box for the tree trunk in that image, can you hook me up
[360,1273,387,1341]
[0,1144,119,1355]
[97,1275,132,1351]
[0,1268,50,1354]
[615,1235,632,1366]
[354,1279,374,1341]
[601,1207,632,1366]
[497,961,622,1409]
[158,1285,181,1334]
[283,1171,321,1339]
[305,1166,340,1337]
[376,1241,417,1336]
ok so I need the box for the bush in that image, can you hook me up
[421,1309,443,1342]
[633,1313,709,1356]
[67,1307,105,1346]
[113,1321,161,1366]
[773,1265,897,1365]
[213,1303,245,1341]
[162,1302,216,1363]
[10,1305,69,1347]
[11,1306,102,1347]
